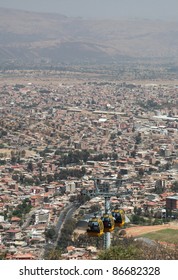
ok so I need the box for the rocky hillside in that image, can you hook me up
[1,7,178,65]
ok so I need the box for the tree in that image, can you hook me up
[98,237,178,260]
[134,206,142,216]
[44,248,62,260]
[172,181,178,192]
[58,218,76,250]
[46,174,54,183]
[74,233,103,249]
[138,168,144,177]
[135,134,142,144]
[11,155,17,164]
[0,251,7,260]
[88,204,101,214]
[44,226,57,242]
[27,161,34,172]
[131,214,146,224]
[77,193,90,205]
[21,150,26,158]
[154,184,164,194]
[12,198,32,218]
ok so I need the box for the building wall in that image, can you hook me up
[166,198,178,210]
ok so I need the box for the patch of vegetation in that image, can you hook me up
[44,248,62,260]
[139,229,178,245]
[11,198,32,218]
[60,150,90,166]
[98,237,178,260]
[57,218,77,250]
[44,226,57,242]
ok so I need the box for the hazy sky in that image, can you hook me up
[0,0,178,20]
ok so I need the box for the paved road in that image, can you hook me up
[55,203,78,245]
[42,202,79,257]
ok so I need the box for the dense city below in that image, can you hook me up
[0,68,178,260]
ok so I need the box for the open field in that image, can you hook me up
[138,228,178,245]
[126,223,178,241]
[1,70,178,87]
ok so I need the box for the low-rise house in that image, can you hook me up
[7,252,36,260]
[10,216,21,226]
[5,229,22,244]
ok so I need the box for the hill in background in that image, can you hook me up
[1,7,178,66]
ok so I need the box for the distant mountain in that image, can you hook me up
[1,7,178,66]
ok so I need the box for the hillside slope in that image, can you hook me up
[1,8,178,64]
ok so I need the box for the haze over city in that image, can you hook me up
[1,0,178,265]
[0,0,178,20]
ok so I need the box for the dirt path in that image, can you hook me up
[126,223,178,237]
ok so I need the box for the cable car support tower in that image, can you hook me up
[91,177,124,250]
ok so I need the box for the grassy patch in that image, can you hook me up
[140,229,178,244]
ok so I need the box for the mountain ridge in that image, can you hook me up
[1,7,178,65]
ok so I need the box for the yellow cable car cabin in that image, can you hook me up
[112,209,125,227]
[87,217,104,237]
[101,213,115,232]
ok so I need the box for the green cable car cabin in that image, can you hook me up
[101,213,115,232]
[87,217,104,237]
[112,209,125,227]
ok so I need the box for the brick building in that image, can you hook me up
[166,196,178,210]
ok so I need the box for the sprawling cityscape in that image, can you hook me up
[0,66,178,260]
[1,2,178,261]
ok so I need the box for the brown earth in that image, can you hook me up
[126,222,178,237]
[1,7,178,63]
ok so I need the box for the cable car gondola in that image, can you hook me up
[112,209,125,227]
[101,213,115,232]
[87,217,104,237]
